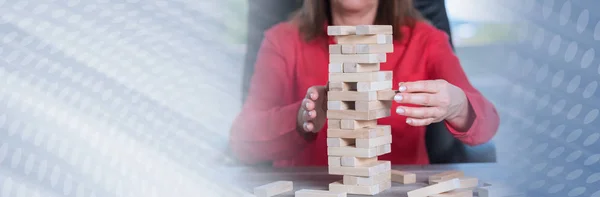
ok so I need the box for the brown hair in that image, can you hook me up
[291,0,424,41]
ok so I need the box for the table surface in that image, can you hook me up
[219,163,525,197]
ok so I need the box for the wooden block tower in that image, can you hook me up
[326,25,396,195]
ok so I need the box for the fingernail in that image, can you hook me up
[305,102,310,108]
[309,93,314,99]
[396,107,404,114]
[308,111,313,116]
[406,119,412,124]
[399,86,407,92]
[394,94,403,102]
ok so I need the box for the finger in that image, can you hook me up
[405,118,436,126]
[302,110,316,122]
[396,106,442,119]
[394,93,438,106]
[398,80,441,93]
[306,87,320,100]
[302,98,316,111]
[303,122,314,132]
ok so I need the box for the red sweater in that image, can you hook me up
[230,21,499,167]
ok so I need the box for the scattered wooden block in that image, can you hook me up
[430,189,473,197]
[355,100,392,112]
[390,170,416,184]
[327,144,391,157]
[328,91,378,101]
[335,34,393,44]
[327,108,390,120]
[330,53,386,63]
[458,177,478,189]
[341,45,355,54]
[329,44,342,54]
[327,138,356,147]
[253,181,293,197]
[377,89,398,100]
[328,26,356,36]
[329,63,344,73]
[340,119,377,130]
[355,44,394,54]
[429,171,465,184]
[329,71,392,82]
[341,156,378,167]
[327,125,391,139]
[343,171,391,186]
[355,134,392,148]
[328,156,342,167]
[328,119,341,129]
[329,180,390,196]
[356,25,393,35]
[406,178,461,197]
[295,189,347,197]
[477,186,523,197]
[329,161,391,177]
[343,63,380,73]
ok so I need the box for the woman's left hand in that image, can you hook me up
[394,79,470,127]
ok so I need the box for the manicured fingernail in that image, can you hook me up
[396,107,404,114]
[406,119,412,124]
[308,111,313,116]
[399,86,407,92]
[394,94,403,102]
[309,93,314,99]
[305,102,310,108]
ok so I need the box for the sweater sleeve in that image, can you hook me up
[426,30,500,146]
[229,27,312,164]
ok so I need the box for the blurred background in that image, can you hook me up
[0,0,598,197]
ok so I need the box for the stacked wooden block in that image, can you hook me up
[325,25,397,196]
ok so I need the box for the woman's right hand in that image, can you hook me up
[297,85,328,133]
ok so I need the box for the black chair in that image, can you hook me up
[240,0,496,164]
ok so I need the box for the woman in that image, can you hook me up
[229,0,499,167]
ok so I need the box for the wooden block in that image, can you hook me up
[377,89,397,100]
[327,108,390,120]
[328,119,341,129]
[329,71,392,82]
[341,44,355,54]
[341,156,377,167]
[477,186,523,197]
[391,170,416,184]
[329,161,390,176]
[340,119,377,130]
[355,100,392,112]
[328,156,341,167]
[327,144,391,158]
[329,81,351,91]
[329,180,390,196]
[327,91,377,101]
[327,125,391,139]
[355,44,394,54]
[327,138,356,147]
[343,171,391,186]
[329,44,342,54]
[253,181,293,197]
[356,81,392,92]
[328,26,356,36]
[335,34,392,44]
[330,54,386,63]
[429,171,464,184]
[327,101,354,110]
[295,189,347,197]
[356,134,392,148]
[329,63,344,73]
[356,25,393,35]
[430,189,473,197]
[343,63,380,73]
[406,179,461,197]
[458,177,478,189]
